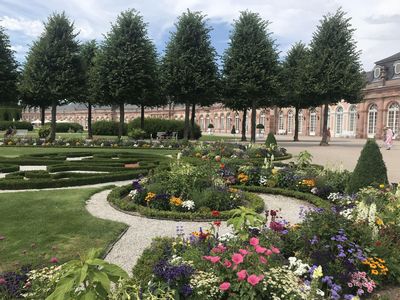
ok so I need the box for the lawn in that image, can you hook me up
[0,188,126,272]
[0,146,177,157]
[199,134,236,141]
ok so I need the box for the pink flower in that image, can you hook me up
[50,257,59,263]
[239,249,249,256]
[271,246,280,254]
[0,277,6,285]
[249,237,259,246]
[237,270,247,281]
[259,256,268,264]
[212,244,226,253]
[255,246,267,254]
[223,259,232,268]
[220,282,230,291]
[203,256,221,264]
[265,249,273,256]
[247,274,264,286]
[232,253,244,265]
[0,236,5,241]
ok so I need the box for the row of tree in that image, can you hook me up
[0,8,365,144]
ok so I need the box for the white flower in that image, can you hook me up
[182,200,195,211]
[311,187,318,194]
[129,189,138,200]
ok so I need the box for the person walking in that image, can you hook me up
[384,126,394,150]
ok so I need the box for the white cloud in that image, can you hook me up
[0,16,43,37]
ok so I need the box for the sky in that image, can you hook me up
[1,0,399,71]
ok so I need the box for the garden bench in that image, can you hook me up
[155,131,178,140]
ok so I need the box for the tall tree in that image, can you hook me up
[222,11,280,143]
[281,42,313,141]
[79,40,98,139]
[19,37,52,125]
[95,10,157,139]
[0,26,19,107]
[161,10,219,140]
[309,8,365,145]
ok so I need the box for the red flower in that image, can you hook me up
[0,277,6,285]
[212,210,220,217]
[375,241,382,247]
[50,257,59,263]
[213,221,221,227]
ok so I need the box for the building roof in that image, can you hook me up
[375,52,400,65]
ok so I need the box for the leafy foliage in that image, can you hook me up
[265,132,277,148]
[227,206,264,240]
[347,139,388,193]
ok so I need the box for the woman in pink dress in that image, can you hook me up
[384,127,394,150]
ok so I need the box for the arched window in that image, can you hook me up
[287,110,294,134]
[387,102,400,133]
[309,108,317,135]
[235,113,240,132]
[349,105,357,133]
[199,116,204,130]
[368,104,378,136]
[335,106,343,134]
[278,110,284,132]
[205,114,210,129]
[220,114,225,131]
[226,113,231,130]
[259,112,266,127]
[298,110,303,133]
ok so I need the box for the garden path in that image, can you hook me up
[86,189,313,274]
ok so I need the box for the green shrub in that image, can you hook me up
[0,107,22,121]
[347,139,388,193]
[265,132,277,147]
[92,120,127,136]
[38,126,51,138]
[0,121,33,131]
[127,128,146,139]
[128,118,201,139]
[55,122,83,133]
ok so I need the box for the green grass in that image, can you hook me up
[199,134,236,141]
[0,188,126,272]
[0,146,177,157]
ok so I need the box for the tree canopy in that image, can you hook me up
[222,11,280,142]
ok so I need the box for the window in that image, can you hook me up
[220,114,225,130]
[374,67,381,79]
[395,62,400,75]
[349,105,357,133]
[235,113,240,132]
[226,113,231,130]
[298,110,303,133]
[278,111,284,131]
[287,110,293,133]
[387,103,400,134]
[199,116,204,130]
[259,112,266,127]
[368,104,378,136]
[335,106,343,134]
[205,115,210,129]
[309,109,317,135]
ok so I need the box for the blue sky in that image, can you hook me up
[1,0,399,70]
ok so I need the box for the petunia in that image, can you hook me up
[237,270,247,281]
[259,256,268,264]
[255,246,267,254]
[239,249,249,256]
[247,274,264,286]
[271,246,280,254]
[223,259,232,268]
[249,237,259,246]
[265,249,273,256]
[219,282,230,291]
[203,256,221,264]
[232,253,244,265]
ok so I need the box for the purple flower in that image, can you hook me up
[310,235,319,245]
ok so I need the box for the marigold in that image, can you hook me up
[145,192,156,202]
[170,196,183,206]
[237,173,249,183]
[375,217,384,226]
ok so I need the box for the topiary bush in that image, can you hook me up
[92,120,127,136]
[265,132,277,147]
[38,126,51,138]
[128,118,201,139]
[55,122,83,133]
[347,139,388,193]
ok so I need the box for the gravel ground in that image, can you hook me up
[86,190,314,274]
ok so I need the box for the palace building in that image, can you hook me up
[22,52,400,139]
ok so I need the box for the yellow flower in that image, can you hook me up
[312,266,323,279]
[271,168,278,175]
[229,188,238,193]
[371,270,379,275]
[379,184,385,189]
[170,196,183,206]
[376,217,384,226]
[145,192,156,202]
[370,264,377,269]
[238,173,249,183]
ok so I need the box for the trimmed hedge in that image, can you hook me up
[108,184,264,221]
[265,132,277,147]
[0,121,33,131]
[92,120,127,136]
[235,185,331,209]
[55,122,83,133]
[128,118,202,139]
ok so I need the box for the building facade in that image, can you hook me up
[22,53,400,139]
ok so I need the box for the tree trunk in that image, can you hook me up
[140,105,145,129]
[294,106,299,142]
[118,103,124,140]
[190,102,196,140]
[184,102,190,140]
[87,102,92,139]
[50,101,57,141]
[241,108,247,141]
[250,100,257,143]
[320,103,329,146]
[40,106,45,126]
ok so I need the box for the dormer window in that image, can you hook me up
[373,66,381,79]
[394,62,400,75]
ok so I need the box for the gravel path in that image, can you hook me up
[86,190,313,274]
